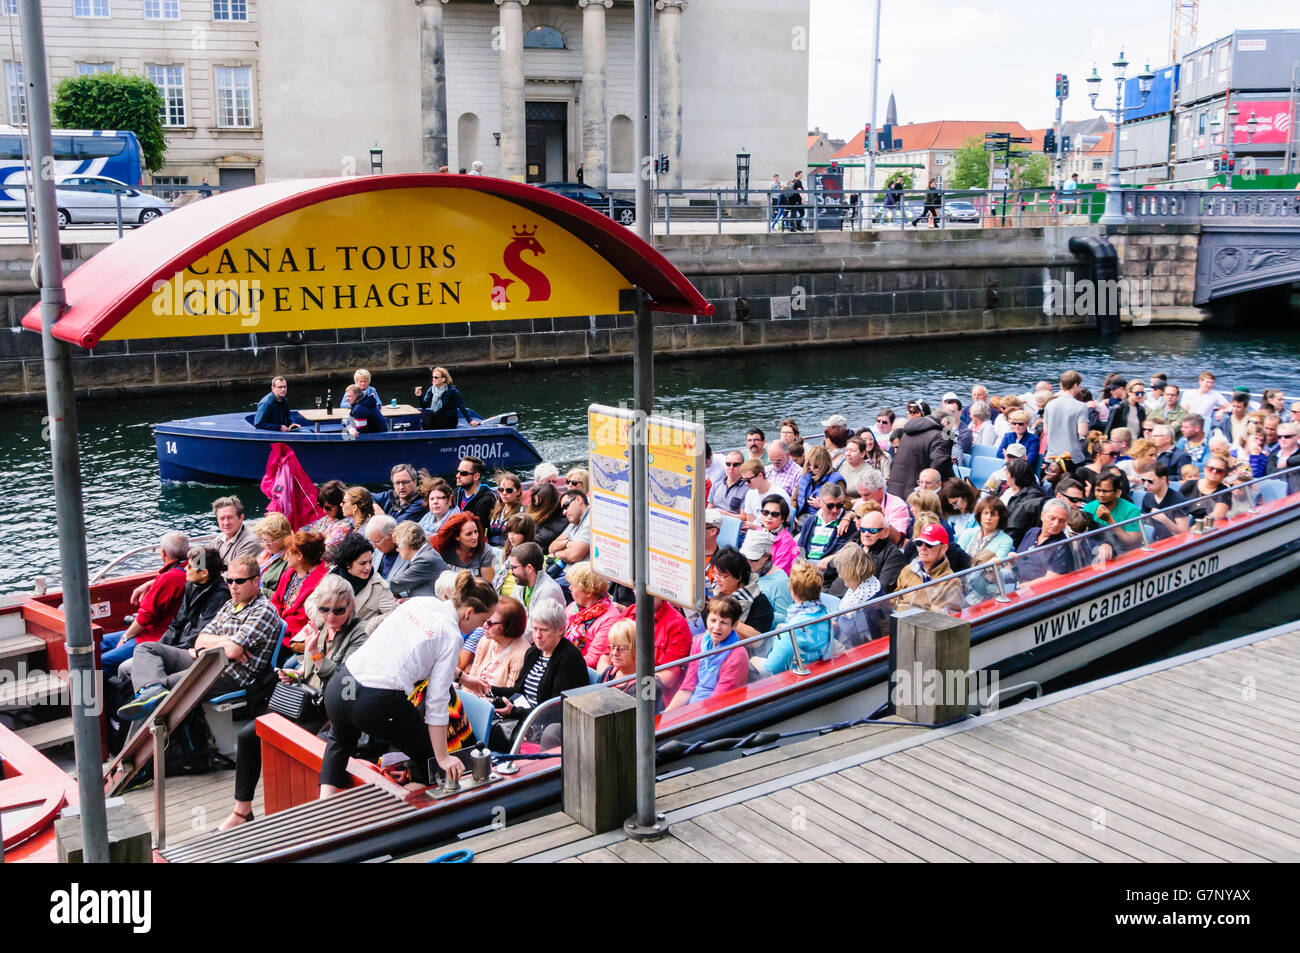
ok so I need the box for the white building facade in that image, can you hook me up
[261,0,810,190]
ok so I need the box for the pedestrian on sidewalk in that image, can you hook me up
[912,178,942,228]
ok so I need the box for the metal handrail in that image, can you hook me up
[88,533,219,584]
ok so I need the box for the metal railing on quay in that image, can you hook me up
[1122,188,1300,225]
[0,181,223,242]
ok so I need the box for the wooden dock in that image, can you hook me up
[407,622,1300,863]
[116,769,259,850]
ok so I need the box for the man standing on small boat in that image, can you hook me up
[253,376,301,432]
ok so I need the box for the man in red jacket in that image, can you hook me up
[99,532,190,678]
[619,597,692,696]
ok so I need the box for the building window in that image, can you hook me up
[523,25,566,49]
[76,62,114,76]
[150,175,189,201]
[610,114,633,173]
[73,0,110,17]
[146,64,185,126]
[0,1,16,16]
[457,112,479,173]
[5,60,24,124]
[215,65,253,127]
[144,0,180,19]
[212,0,247,21]
[1091,159,1103,170]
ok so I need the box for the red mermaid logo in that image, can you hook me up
[490,225,551,305]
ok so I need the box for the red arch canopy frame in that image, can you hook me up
[21,174,713,350]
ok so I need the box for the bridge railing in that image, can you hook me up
[1122,189,1300,225]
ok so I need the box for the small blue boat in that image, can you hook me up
[154,406,542,484]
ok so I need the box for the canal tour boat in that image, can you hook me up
[154,406,543,484]
[3,465,1296,862]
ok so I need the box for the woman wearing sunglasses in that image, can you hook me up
[757,493,800,575]
[1180,453,1256,522]
[486,471,524,547]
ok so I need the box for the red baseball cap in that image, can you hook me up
[917,524,949,546]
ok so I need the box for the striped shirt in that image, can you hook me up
[522,654,550,704]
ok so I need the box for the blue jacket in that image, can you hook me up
[793,471,847,523]
[765,600,832,675]
[996,430,1040,471]
[253,392,294,431]
[420,384,473,430]
[347,391,388,434]
[339,385,380,410]
[373,490,428,525]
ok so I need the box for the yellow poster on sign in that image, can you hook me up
[588,405,635,589]
[109,189,632,340]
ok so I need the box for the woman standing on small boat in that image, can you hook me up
[414,366,480,431]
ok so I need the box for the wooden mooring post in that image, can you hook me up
[891,610,971,723]
[562,687,637,834]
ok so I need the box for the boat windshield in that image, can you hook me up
[508,465,1300,754]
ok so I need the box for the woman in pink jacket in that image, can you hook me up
[758,493,800,575]
[668,596,751,710]
[563,562,623,669]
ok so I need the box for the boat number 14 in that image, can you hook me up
[165,441,178,454]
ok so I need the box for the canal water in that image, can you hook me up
[6,325,1300,667]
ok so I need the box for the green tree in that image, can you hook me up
[51,72,166,172]
[948,135,993,190]
[1011,154,1050,189]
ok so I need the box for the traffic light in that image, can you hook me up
[1212,156,1221,172]
[1055,74,1063,98]
[1225,156,1235,174]
[1061,135,1072,153]
[1061,75,1069,99]
[659,153,670,174]
[1043,129,1056,154]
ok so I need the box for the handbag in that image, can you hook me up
[268,679,322,723]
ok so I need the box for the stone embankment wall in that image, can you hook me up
[0,227,1103,404]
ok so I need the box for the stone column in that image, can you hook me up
[418,0,451,172]
[655,1,686,188]
[496,0,528,181]
[579,0,612,188]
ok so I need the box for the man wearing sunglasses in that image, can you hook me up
[857,510,907,593]
[708,450,748,514]
[1265,424,1300,494]
[796,483,856,581]
[453,455,496,528]
[118,554,282,722]
[1136,463,1190,541]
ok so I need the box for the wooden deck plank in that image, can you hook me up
[1028,708,1300,845]
[668,818,762,864]
[973,722,1278,861]
[606,838,669,864]
[745,793,883,862]
[816,772,1010,862]
[1045,699,1300,802]
[717,802,840,863]
[1125,676,1300,753]
[574,847,625,863]
[691,809,799,863]
[1150,668,1300,733]
[771,785,932,863]
[1160,657,1300,710]
[1186,656,1300,700]
[899,746,1162,862]
[473,822,598,864]
[640,833,711,864]
[842,765,1051,863]
[436,810,576,859]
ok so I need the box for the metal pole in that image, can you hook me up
[1054,96,1064,192]
[1099,77,1126,225]
[114,188,123,239]
[625,0,665,841]
[151,716,167,850]
[866,0,881,199]
[20,0,110,864]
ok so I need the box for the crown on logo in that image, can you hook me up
[512,224,538,238]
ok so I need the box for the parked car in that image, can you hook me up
[53,175,169,227]
[943,200,980,222]
[537,181,635,225]
[871,201,922,224]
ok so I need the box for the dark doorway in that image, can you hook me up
[218,167,256,191]
[525,101,568,182]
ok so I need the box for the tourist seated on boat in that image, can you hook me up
[388,521,446,599]
[214,495,262,565]
[454,455,497,528]
[432,512,495,584]
[457,595,529,699]
[308,479,347,535]
[741,529,793,627]
[892,524,963,616]
[793,445,847,530]
[745,427,768,465]
[487,471,524,547]
[271,531,329,650]
[415,366,478,431]
[117,554,283,724]
[979,440,1026,498]
[1149,425,1191,474]
[527,482,569,551]
[1175,415,1215,471]
[856,507,907,593]
[668,599,748,710]
[323,485,374,560]
[1041,455,1074,497]
[330,532,398,634]
[1267,422,1300,493]
[766,439,803,498]
[871,408,894,447]
[373,464,429,526]
[338,368,380,409]
[495,514,536,598]
[365,514,400,579]
[548,489,592,565]
[963,550,1017,607]
[342,384,388,435]
[903,512,971,573]
[957,496,1013,560]
[822,417,850,468]
[533,461,566,492]
[158,547,229,652]
[1012,500,1075,583]
[709,450,747,514]
[1074,439,1119,495]
[614,597,692,695]
[995,410,1040,471]
[506,541,565,615]
[942,478,979,537]
[564,562,622,669]
[853,467,908,545]
[253,512,293,597]
[1082,472,1143,553]
[906,488,949,539]
[319,572,498,795]
[755,561,832,676]
[220,574,370,830]
[1135,463,1191,541]
[1181,454,1255,523]
[417,475,454,538]
[754,493,799,575]
[797,481,856,582]
[487,599,587,752]
[788,437,806,470]
[836,436,874,496]
[709,547,775,640]
[740,459,791,530]
[429,570,484,669]
[98,531,190,679]
[832,544,885,648]
[599,620,665,712]
[1118,438,1156,485]
[253,375,302,432]
[1003,459,1046,548]
[966,400,999,451]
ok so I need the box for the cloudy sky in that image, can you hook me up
[808,0,1300,138]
